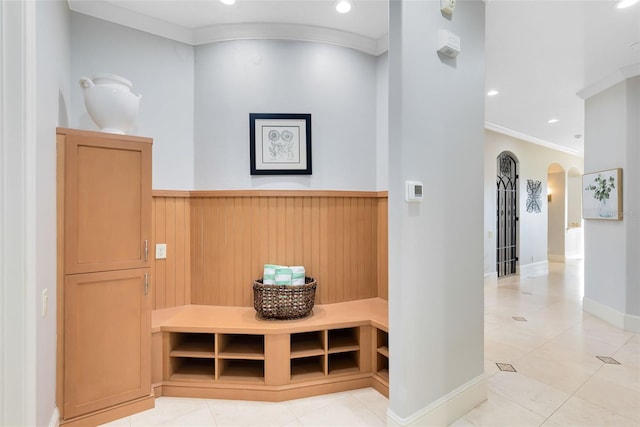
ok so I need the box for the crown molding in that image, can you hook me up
[67,0,389,56]
[485,121,584,157]
[577,63,640,100]
[67,0,194,44]
[193,23,387,56]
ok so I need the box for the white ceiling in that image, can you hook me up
[68,0,640,156]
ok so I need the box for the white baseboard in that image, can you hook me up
[547,254,565,263]
[387,374,487,426]
[517,260,548,276]
[583,297,640,333]
[48,407,60,427]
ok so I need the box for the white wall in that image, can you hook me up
[0,2,37,424]
[567,168,582,227]
[584,76,640,329]
[388,1,486,424]
[36,3,70,425]
[193,40,378,190]
[376,52,389,191]
[70,12,195,190]
[484,130,583,276]
[1,1,69,425]
[547,170,565,259]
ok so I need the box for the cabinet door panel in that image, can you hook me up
[64,134,151,273]
[64,268,151,419]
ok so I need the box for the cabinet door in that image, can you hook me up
[63,133,152,274]
[63,268,151,419]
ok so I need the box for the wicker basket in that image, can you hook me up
[253,277,317,320]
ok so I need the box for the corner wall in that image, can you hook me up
[36,3,71,425]
[583,75,640,332]
[388,1,486,424]
[1,1,70,425]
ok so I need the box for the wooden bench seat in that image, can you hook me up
[151,298,389,401]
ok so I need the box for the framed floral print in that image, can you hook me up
[249,113,312,175]
[582,168,622,220]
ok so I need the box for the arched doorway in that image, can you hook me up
[497,152,518,277]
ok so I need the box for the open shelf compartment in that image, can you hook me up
[376,329,389,357]
[290,355,326,382]
[169,357,215,381]
[218,333,265,359]
[328,351,360,376]
[218,359,265,383]
[170,332,215,358]
[327,327,359,354]
[290,331,325,358]
[376,353,389,382]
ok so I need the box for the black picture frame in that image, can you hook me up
[250,113,312,175]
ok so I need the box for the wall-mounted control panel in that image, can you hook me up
[441,0,456,15]
[437,30,460,57]
[405,181,424,203]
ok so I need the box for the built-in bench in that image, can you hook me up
[151,298,389,401]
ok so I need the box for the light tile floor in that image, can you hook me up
[103,260,640,426]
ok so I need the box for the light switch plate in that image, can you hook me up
[156,243,167,259]
[41,289,48,318]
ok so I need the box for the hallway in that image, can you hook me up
[103,261,639,426]
[457,260,639,426]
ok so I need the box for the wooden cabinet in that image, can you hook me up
[57,128,154,425]
[63,269,151,418]
[60,131,152,274]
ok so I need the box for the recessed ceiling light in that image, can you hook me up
[617,0,638,8]
[220,0,236,5]
[335,0,353,14]
[487,89,499,97]
[548,118,559,124]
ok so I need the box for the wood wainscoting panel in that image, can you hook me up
[377,197,388,300]
[152,190,387,308]
[152,196,191,310]
[189,192,387,307]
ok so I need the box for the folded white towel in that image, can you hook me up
[263,264,285,285]
[275,268,293,285]
[290,266,306,285]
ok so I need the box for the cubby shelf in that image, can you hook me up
[290,355,325,382]
[170,357,215,381]
[167,332,265,384]
[328,328,359,353]
[218,359,264,383]
[218,334,265,360]
[170,333,215,358]
[154,299,389,400]
[290,331,324,359]
[375,329,389,384]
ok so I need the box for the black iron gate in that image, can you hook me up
[497,153,518,277]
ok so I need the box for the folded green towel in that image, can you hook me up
[263,264,285,285]
[275,268,293,285]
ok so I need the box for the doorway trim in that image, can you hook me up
[496,152,518,277]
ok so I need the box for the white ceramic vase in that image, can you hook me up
[80,74,141,134]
